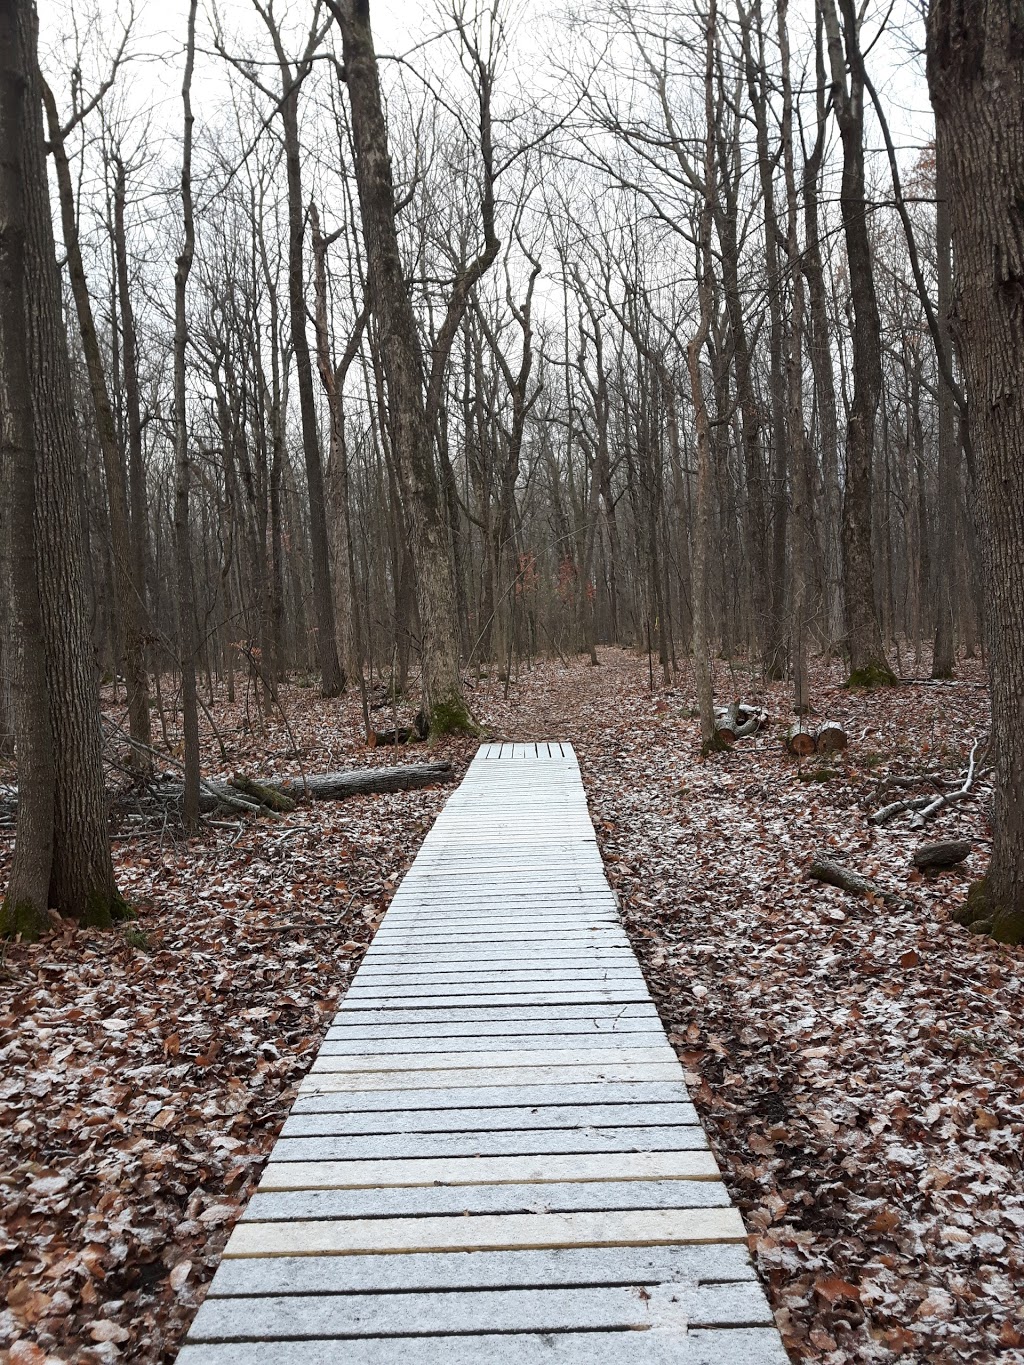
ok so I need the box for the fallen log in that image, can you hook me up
[714,701,767,745]
[270,763,453,801]
[786,720,816,756]
[815,722,848,754]
[715,702,741,745]
[230,774,297,813]
[912,839,972,871]
[150,763,454,816]
[809,855,905,908]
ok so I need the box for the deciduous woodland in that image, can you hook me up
[1,0,1023,1360]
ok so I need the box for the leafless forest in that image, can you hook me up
[14,0,977,707]
[2,0,1024,1359]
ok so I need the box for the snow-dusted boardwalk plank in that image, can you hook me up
[179,745,786,1364]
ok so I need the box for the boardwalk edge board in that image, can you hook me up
[181,744,786,1361]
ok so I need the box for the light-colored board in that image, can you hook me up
[291,1081,696,1114]
[243,1179,731,1223]
[323,1020,665,1041]
[191,1244,759,1296]
[299,1063,683,1091]
[327,1004,662,1026]
[267,1125,709,1163]
[319,1033,671,1054]
[281,1102,699,1136]
[177,1329,791,1365]
[186,1281,773,1340]
[255,1150,721,1192]
[343,971,647,989]
[226,1206,745,1257]
[309,1047,672,1073]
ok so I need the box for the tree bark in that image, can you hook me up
[687,0,724,756]
[330,0,474,734]
[821,0,895,686]
[260,14,343,697]
[927,0,1024,942]
[173,0,200,833]
[931,138,958,678]
[0,0,54,937]
[42,86,152,765]
[18,0,123,921]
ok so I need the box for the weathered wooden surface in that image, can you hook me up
[180,743,787,1363]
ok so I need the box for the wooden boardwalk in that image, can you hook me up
[179,743,788,1363]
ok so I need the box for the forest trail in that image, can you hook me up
[177,742,787,1363]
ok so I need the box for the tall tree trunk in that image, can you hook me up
[42,88,152,765]
[927,0,1024,943]
[821,0,895,685]
[931,139,958,677]
[0,0,53,937]
[778,0,810,713]
[17,0,123,921]
[113,154,153,737]
[173,0,200,833]
[688,0,724,755]
[276,60,343,697]
[331,0,473,733]
[741,0,789,679]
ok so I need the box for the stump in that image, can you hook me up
[815,722,848,754]
[786,720,816,756]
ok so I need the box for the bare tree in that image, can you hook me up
[928,0,1024,943]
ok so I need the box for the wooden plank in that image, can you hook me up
[324,1015,661,1037]
[177,1329,791,1365]
[299,1063,682,1090]
[282,1102,699,1136]
[188,1243,760,1295]
[255,1150,721,1191]
[186,1281,773,1340]
[267,1125,709,1163]
[225,1206,744,1257]
[326,1004,662,1026]
[242,1178,730,1222]
[291,1082,696,1114]
[320,1026,674,1048]
[309,1047,672,1073]
[343,968,647,986]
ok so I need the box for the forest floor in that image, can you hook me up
[1,648,1022,1364]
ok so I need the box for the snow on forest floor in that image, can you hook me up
[1,648,1022,1364]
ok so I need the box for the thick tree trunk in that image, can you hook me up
[822,0,895,686]
[332,0,473,734]
[18,0,123,922]
[803,22,843,649]
[927,0,1024,942]
[0,0,54,937]
[43,88,152,766]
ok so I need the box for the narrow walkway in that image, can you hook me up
[179,744,787,1363]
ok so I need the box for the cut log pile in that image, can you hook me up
[785,720,848,756]
[714,702,768,744]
